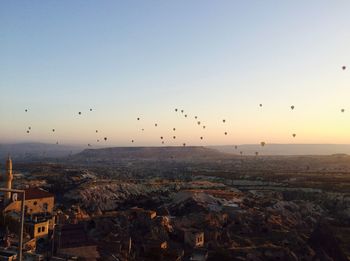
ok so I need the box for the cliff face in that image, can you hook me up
[309,221,349,261]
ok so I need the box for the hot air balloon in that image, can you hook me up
[184,114,187,117]
[162,141,165,144]
[183,143,186,147]
[175,108,178,112]
[181,110,184,113]
[234,145,238,149]
[104,137,107,141]
[173,136,176,139]
[223,119,226,123]
[56,141,59,145]
[291,105,295,110]
[52,129,55,132]
[240,151,243,155]
[88,144,91,147]
[200,137,203,140]
[142,128,144,131]
[255,152,259,156]
[26,130,30,134]
[96,130,98,133]
[197,121,201,125]
[341,109,345,113]
[224,132,228,135]
[160,136,163,139]
[90,108,93,112]
[78,112,82,115]
[28,127,31,130]
[97,139,100,142]
[137,117,140,121]
[259,104,262,107]
[203,126,206,129]
[292,133,296,138]
[195,116,198,119]
[25,109,28,112]
[173,128,176,131]
[155,123,158,127]
[131,140,134,143]
[260,141,265,147]
[342,66,346,70]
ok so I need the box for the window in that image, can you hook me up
[38,227,41,233]
[42,226,46,232]
[33,201,37,206]
[43,203,48,210]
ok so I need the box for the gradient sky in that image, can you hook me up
[1,1,350,146]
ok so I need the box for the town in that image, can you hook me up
[0,146,349,260]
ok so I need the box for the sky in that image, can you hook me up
[1,1,350,147]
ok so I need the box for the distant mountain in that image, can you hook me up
[211,144,350,155]
[70,146,230,162]
[0,142,83,162]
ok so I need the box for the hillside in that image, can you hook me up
[70,146,230,162]
[212,144,350,155]
[0,142,83,161]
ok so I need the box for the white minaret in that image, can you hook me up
[5,156,13,202]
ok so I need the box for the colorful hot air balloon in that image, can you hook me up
[292,133,296,138]
[260,141,265,147]
[291,105,295,110]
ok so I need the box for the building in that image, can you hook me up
[53,223,99,261]
[0,158,56,244]
[184,229,204,248]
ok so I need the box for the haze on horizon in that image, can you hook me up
[1,1,350,147]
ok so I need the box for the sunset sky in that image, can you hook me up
[1,1,350,146]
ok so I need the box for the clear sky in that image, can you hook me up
[1,1,350,147]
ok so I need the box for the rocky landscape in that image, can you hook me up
[4,146,350,260]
